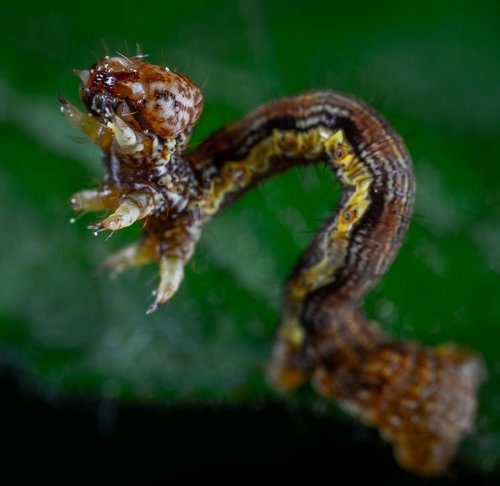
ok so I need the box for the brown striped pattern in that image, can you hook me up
[187,91,484,475]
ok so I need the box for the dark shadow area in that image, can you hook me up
[1,363,497,483]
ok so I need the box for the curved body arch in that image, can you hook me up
[60,56,484,475]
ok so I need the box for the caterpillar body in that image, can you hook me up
[60,55,484,475]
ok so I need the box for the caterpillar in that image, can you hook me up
[60,55,484,475]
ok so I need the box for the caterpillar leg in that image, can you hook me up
[147,218,201,314]
[70,188,112,212]
[93,221,194,314]
[97,236,159,274]
[59,95,111,146]
[96,227,197,314]
[147,256,185,314]
[88,191,157,232]
[70,184,159,233]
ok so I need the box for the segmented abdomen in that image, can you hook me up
[187,90,483,475]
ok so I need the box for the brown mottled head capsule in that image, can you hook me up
[79,55,204,139]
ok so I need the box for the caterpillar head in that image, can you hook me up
[78,55,203,139]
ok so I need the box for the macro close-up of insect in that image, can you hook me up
[59,54,483,475]
[1,1,499,482]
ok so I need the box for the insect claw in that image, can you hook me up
[88,212,132,232]
[146,301,159,315]
[57,93,68,105]
[146,257,184,314]
[87,221,106,232]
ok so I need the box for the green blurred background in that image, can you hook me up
[1,0,499,475]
